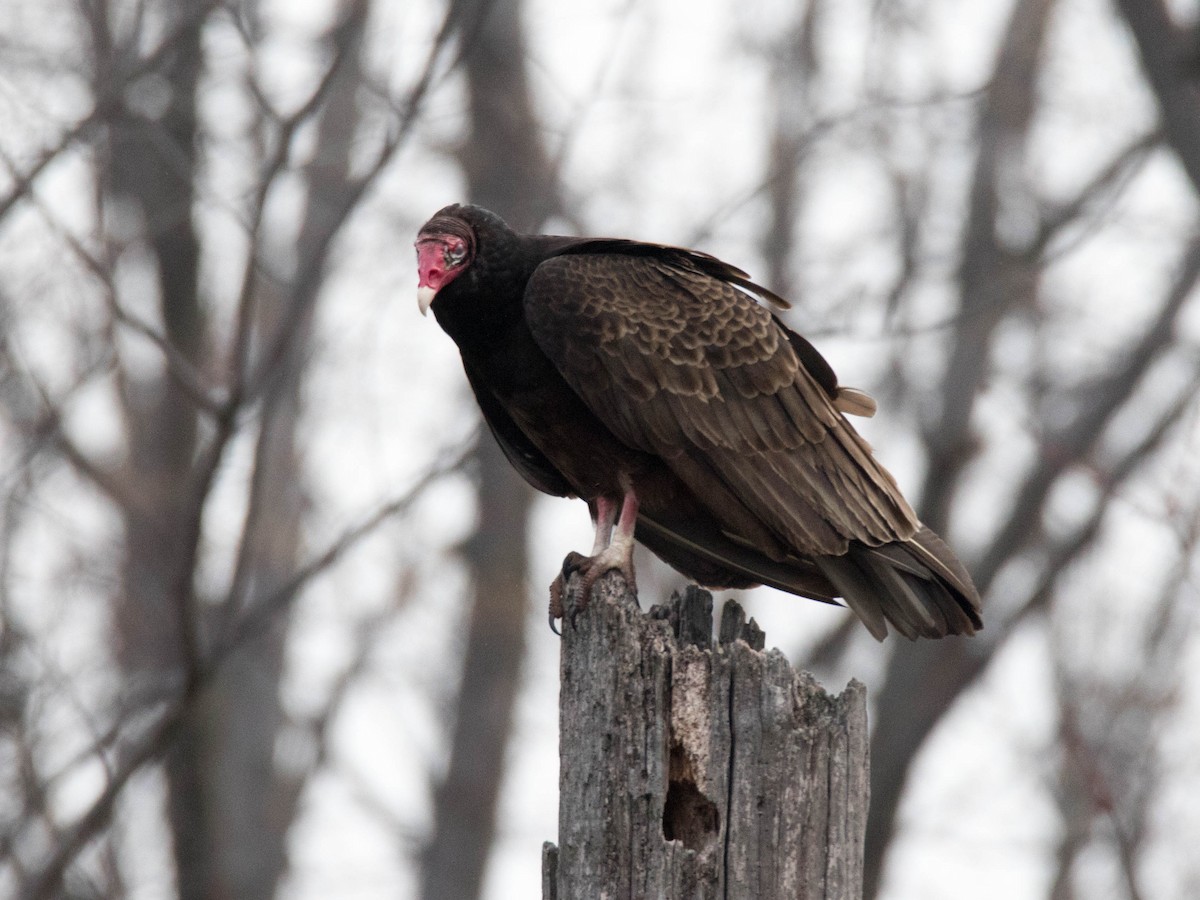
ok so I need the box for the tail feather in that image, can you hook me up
[809,553,887,639]
[860,553,945,637]
[816,528,983,641]
[633,513,843,603]
[632,504,983,642]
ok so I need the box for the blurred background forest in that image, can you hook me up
[2,0,1200,898]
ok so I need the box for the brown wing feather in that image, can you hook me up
[524,252,919,557]
[557,237,793,310]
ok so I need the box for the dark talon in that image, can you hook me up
[548,548,634,631]
[560,551,586,580]
[556,551,591,629]
[548,571,566,634]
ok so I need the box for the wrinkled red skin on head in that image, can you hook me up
[415,234,469,294]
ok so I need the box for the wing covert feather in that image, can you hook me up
[524,252,918,556]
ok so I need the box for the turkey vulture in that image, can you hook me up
[416,204,982,640]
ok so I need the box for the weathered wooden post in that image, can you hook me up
[541,574,868,900]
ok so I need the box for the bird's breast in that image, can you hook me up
[471,329,653,501]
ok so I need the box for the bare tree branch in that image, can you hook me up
[225,0,377,402]
[211,437,474,668]
[15,440,470,897]
[0,334,133,510]
[1114,0,1200,197]
[19,696,186,900]
[866,4,1061,895]
[0,0,224,226]
[232,0,463,411]
[224,0,373,624]
[1013,371,1200,629]
[975,235,1200,593]
[917,0,1058,534]
[1029,129,1161,262]
[12,180,225,415]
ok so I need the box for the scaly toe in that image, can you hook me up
[550,543,637,629]
[548,573,566,634]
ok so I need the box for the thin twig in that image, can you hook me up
[0,0,224,226]
[16,439,471,898]
[12,180,223,415]
[212,437,474,665]
[240,0,464,406]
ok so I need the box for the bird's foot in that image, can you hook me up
[547,553,584,635]
[547,547,635,632]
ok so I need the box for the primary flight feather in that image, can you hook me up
[416,204,982,640]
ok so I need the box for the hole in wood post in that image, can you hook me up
[662,745,720,850]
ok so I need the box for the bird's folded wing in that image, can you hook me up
[524,251,920,557]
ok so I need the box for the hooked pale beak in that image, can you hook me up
[418,285,436,316]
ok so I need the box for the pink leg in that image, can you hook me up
[607,488,639,561]
[590,496,618,555]
[548,486,639,630]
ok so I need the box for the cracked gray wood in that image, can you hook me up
[543,576,868,899]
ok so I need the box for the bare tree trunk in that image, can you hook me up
[191,3,374,896]
[763,0,822,302]
[420,1,564,898]
[917,0,1056,534]
[93,3,210,895]
[544,579,868,900]
[93,0,373,896]
[1115,0,1200,192]
[864,2,1057,896]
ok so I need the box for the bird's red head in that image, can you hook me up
[415,229,472,316]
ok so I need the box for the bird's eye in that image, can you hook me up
[445,243,467,266]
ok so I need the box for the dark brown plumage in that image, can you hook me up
[416,204,982,640]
